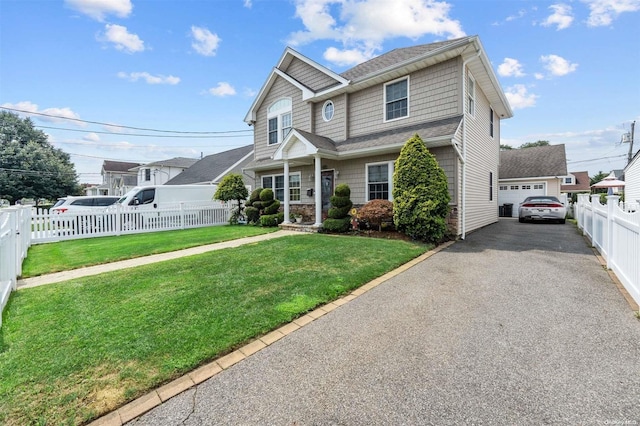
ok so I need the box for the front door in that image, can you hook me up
[321,170,334,219]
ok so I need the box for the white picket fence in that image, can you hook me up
[0,202,232,327]
[575,194,640,307]
[0,207,31,328]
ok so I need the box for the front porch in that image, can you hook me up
[279,222,322,233]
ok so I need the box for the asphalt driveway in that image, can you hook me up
[131,219,640,425]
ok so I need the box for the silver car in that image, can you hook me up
[518,196,566,224]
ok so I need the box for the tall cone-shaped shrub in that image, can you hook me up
[393,134,450,243]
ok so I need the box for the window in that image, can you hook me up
[366,162,394,201]
[510,185,519,190]
[267,98,292,145]
[322,100,334,122]
[499,185,508,191]
[489,172,493,201]
[522,185,531,190]
[564,177,573,184]
[144,169,151,181]
[261,172,301,202]
[534,184,544,190]
[490,108,494,137]
[384,77,408,121]
[467,75,475,117]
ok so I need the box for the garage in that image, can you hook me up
[498,182,546,217]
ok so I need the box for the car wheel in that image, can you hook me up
[559,219,566,224]
[518,217,525,223]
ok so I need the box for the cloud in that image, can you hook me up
[497,58,525,77]
[288,0,465,67]
[191,26,221,56]
[1,101,85,126]
[506,9,527,21]
[540,54,578,76]
[243,0,252,8]
[65,0,132,21]
[83,132,100,142]
[582,0,640,27]
[99,24,145,53]
[542,4,574,29]
[504,85,538,110]
[208,82,236,97]
[117,71,180,85]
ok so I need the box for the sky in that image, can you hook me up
[1,0,639,184]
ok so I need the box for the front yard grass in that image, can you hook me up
[1,234,430,425]
[21,225,276,278]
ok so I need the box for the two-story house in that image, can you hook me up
[130,157,199,186]
[243,35,512,238]
[85,160,140,196]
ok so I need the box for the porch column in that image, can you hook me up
[283,160,290,224]
[314,155,322,226]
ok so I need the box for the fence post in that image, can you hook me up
[606,195,619,270]
[116,203,122,236]
[179,202,185,230]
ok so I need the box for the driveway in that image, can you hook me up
[131,219,640,425]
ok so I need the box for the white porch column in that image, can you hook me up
[283,160,290,224]
[314,155,322,226]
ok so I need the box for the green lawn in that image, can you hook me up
[1,233,430,425]
[21,225,276,278]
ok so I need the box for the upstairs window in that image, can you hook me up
[267,98,292,145]
[384,77,409,121]
[467,75,475,117]
[144,169,151,181]
[490,108,494,137]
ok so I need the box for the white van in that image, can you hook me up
[115,185,218,209]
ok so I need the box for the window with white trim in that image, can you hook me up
[322,100,334,122]
[366,161,394,201]
[499,185,508,191]
[490,108,494,137]
[384,77,409,121]
[522,185,531,190]
[489,172,494,201]
[534,184,544,190]
[261,172,301,202]
[467,75,475,117]
[144,169,151,181]
[267,98,292,145]
[564,177,573,184]
[510,185,519,190]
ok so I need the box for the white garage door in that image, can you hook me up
[498,183,546,217]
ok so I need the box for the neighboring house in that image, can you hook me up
[561,171,591,201]
[498,144,568,217]
[623,151,640,204]
[243,35,513,238]
[165,145,254,187]
[131,157,199,186]
[85,160,140,196]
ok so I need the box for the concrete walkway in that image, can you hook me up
[90,219,639,425]
[18,230,300,289]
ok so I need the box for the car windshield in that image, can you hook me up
[52,199,66,208]
[524,197,560,203]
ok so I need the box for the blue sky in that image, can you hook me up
[1,0,638,184]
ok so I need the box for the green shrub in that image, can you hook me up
[245,206,260,224]
[393,134,450,243]
[260,213,283,227]
[322,217,351,233]
[358,199,394,231]
[334,183,351,197]
[322,183,352,233]
[258,188,281,216]
[328,205,351,218]
[260,188,274,201]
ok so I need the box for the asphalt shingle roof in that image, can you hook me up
[499,144,567,179]
[102,160,141,173]
[561,171,590,192]
[165,145,253,185]
[140,157,199,169]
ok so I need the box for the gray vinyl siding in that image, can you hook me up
[463,68,501,233]
[314,93,347,141]
[625,160,640,204]
[284,57,340,91]
[253,76,309,162]
[347,58,460,138]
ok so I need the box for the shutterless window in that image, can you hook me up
[322,100,334,121]
[367,163,392,201]
[489,172,493,201]
[468,75,475,117]
[384,78,408,121]
[144,169,151,181]
[267,98,292,145]
[262,173,301,202]
[510,185,519,190]
[490,108,494,137]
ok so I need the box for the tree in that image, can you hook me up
[0,111,80,203]
[393,134,450,243]
[519,140,550,149]
[213,173,248,224]
[500,144,514,150]
[590,171,609,186]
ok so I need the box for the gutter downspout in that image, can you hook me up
[460,50,481,240]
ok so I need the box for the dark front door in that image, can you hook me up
[321,171,334,219]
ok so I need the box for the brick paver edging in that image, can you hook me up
[88,240,455,426]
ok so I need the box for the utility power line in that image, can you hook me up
[1,106,252,134]
[36,125,252,138]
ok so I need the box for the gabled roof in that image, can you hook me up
[165,145,254,185]
[245,35,512,123]
[499,144,567,180]
[561,171,590,192]
[102,160,140,173]
[131,157,198,170]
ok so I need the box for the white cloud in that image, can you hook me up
[582,0,640,27]
[208,82,236,97]
[243,87,257,97]
[504,85,538,110]
[497,58,525,77]
[83,132,101,142]
[324,47,374,67]
[99,24,145,53]
[191,26,221,57]
[506,9,527,21]
[1,101,84,126]
[542,4,574,30]
[65,0,132,21]
[534,73,545,80]
[117,71,180,85]
[288,0,465,67]
[540,54,578,76]
[243,0,252,8]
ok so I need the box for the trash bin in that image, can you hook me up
[503,203,513,217]
[499,205,505,217]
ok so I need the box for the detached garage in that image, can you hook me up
[498,145,568,217]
